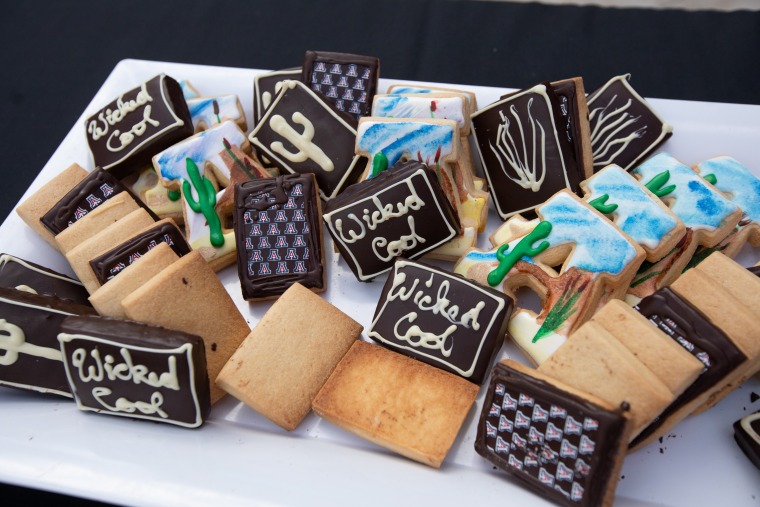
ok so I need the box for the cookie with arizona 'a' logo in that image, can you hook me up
[476,360,631,507]
[233,174,325,301]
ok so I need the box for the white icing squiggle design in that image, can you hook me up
[269,113,334,172]
[0,319,62,365]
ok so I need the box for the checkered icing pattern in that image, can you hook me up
[483,382,601,503]
[309,61,372,119]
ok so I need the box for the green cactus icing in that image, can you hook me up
[644,170,676,198]
[487,220,553,287]
[370,152,389,178]
[703,173,717,185]
[182,158,224,247]
[167,189,181,201]
[588,193,619,214]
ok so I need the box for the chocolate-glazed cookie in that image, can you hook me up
[0,287,96,397]
[58,315,210,428]
[323,161,460,282]
[88,220,191,285]
[40,168,158,235]
[0,253,90,305]
[368,258,512,384]
[631,287,746,447]
[586,74,673,172]
[233,174,324,300]
[249,79,363,201]
[473,83,579,219]
[476,360,630,507]
[253,67,302,126]
[84,74,193,178]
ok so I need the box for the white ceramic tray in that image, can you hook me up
[0,59,758,507]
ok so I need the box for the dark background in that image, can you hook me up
[1,1,759,505]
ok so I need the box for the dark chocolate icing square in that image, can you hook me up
[253,67,302,126]
[473,83,580,220]
[249,80,363,200]
[323,161,460,282]
[58,315,210,428]
[586,74,673,172]
[302,51,379,121]
[233,174,324,300]
[630,287,746,447]
[84,74,194,178]
[476,361,629,507]
[0,287,96,397]
[368,258,512,384]
[88,220,191,285]
[0,253,90,305]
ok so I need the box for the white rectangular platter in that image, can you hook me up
[0,59,758,507]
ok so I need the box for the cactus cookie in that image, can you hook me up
[454,190,644,365]
[153,121,269,270]
[580,165,687,299]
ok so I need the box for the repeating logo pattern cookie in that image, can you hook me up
[628,153,742,288]
[454,191,644,365]
[303,51,379,121]
[581,165,686,300]
[153,121,269,269]
[692,156,760,259]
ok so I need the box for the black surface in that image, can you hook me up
[1,1,759,505]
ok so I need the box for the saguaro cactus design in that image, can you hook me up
[182,157,224,247]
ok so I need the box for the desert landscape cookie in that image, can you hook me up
[475,359,631,507]
[216,283,361,431]
[58,315,210,428]
[187,94,247,132]
[233,174,324,300]
[121,251,250,403]
[323,160,460,281]
[302,50,379,120]
[455,190,644,365]
[0,287,96,397]
[368,258,512,384]
[126,167,184,223]
[586,74,673,172]
[0,253,90,305]
[312,340,479,468]
[85,74,193,178]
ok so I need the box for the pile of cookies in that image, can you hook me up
[1,50,759,506]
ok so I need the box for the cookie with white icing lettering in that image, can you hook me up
[368,258,513,384]
[454,190,645,365]
[322,160,460,282]
[690,155,760,260]
[233,174,325,301]
[580,164,687,299]
[472,84,583,220]
[154,120,269,270]
[216,283,361,431]
[85,74,193,178]
[302,50,379,121]
[586,74,673,172]
[312,340,479,468]
[121,251,250,404]
[249,80,364,201]
[475,359,631,507]
[58,315,210,428]
[0,253,90,305]
[0,287,96,397]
